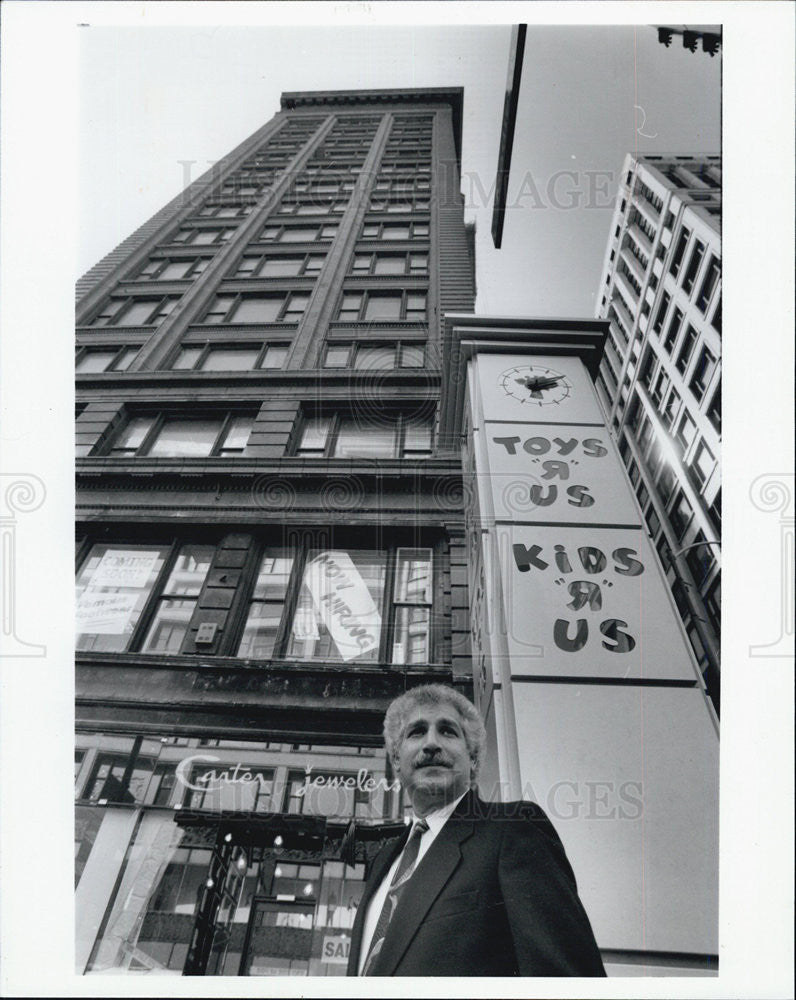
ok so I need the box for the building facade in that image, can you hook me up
[594,154,721,708]
[75,88,476,976]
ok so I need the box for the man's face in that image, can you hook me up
[395,702,472,815]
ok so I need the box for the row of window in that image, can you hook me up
[76,539,436,665]
[131,250,430,285]
[155,215,430,258]
[77,748,388,819]
[85,408,434,460]
[77,339,431,374]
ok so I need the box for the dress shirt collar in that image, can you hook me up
[410,788,469,836]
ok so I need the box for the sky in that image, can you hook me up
[78,23,721,317]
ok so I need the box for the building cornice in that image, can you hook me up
[438,312,608,447]
[281,87,465,167]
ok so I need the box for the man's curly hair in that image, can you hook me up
[383,684,486,780]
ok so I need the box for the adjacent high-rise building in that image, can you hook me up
[594,153,721,708]
[75,88,476,977]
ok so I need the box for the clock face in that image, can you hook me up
[497,365,573,406]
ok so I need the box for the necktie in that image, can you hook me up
[361,818,429,975]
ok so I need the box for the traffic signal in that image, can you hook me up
[657,27,674,47]
[702,32,721,57]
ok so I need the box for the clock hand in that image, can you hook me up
[515,375,561,392]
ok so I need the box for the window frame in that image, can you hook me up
[350,251,429,276]
[360,220,430,241]
[201,291,310,325]
[237,536,439,666]
[322,341,426,370]
[258,223,339,244]
[689,346,718,403]
[136,257,210,281]
[231,252,326,279]
[293,409,434,460]
[169,341,290,372]
[170,227,237,246]
[335,289,427,323]
[75,538,213,657]
[76,345,140,373]
[91,296,179,328]
[100,409,256,458]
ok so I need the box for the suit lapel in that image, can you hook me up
[347,828,410,975]
[370,791,478,976]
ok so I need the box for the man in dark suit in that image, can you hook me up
[347,684,605,977]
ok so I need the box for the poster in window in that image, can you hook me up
[76,591,140,635]
[88,549,160,589]
[302,551,381,661]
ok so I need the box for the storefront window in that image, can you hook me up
[76,732,401,975]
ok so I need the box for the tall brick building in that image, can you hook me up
[75,88,477,976]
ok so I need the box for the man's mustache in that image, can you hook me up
[414,753,451,769]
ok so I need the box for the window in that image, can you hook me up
[652,292,671,335]
[711,294,722,334]
[360,221,429,241]
[695,256,720,312]
[258,223,338,243]
[645,506,661,538]
[689,347,718,402]
[237,541,436,665]
[703,577,721,636]
[104,412,254,457]
[709,489,722,532]
[233,253,325,278]
[170,342,289,371]
[675,410,698,453]
[139,545,214,654]
[657,465,676,506]
[662,307,684,354]
[681,239,706,294]
[685,532,715,587]
[202,292,309,324]
[707,382,721,433]
[690,440,717,489]
[137,258,209,281]
[350,252,428,275]
[76,346,139,373]
[75,543,173,653]
[675,325,698,375]
[277,199,348,215]
[91,297,179,327]
[669,491,693,541]
[322,342,425,370]
[182,762,275,812]
[638,347,656,390]
[284,770,372,818]
[295,411,433,459]
[81,753,175,805]
[651,370,670,407]
[198,204,252,219]
[369,196,431,213]
[669,228,690,277]
[238,550,295,659]
[336,290,426,322]
[171,227,236,246]
[661,387,681,428]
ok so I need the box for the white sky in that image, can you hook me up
[78,23,720,317]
